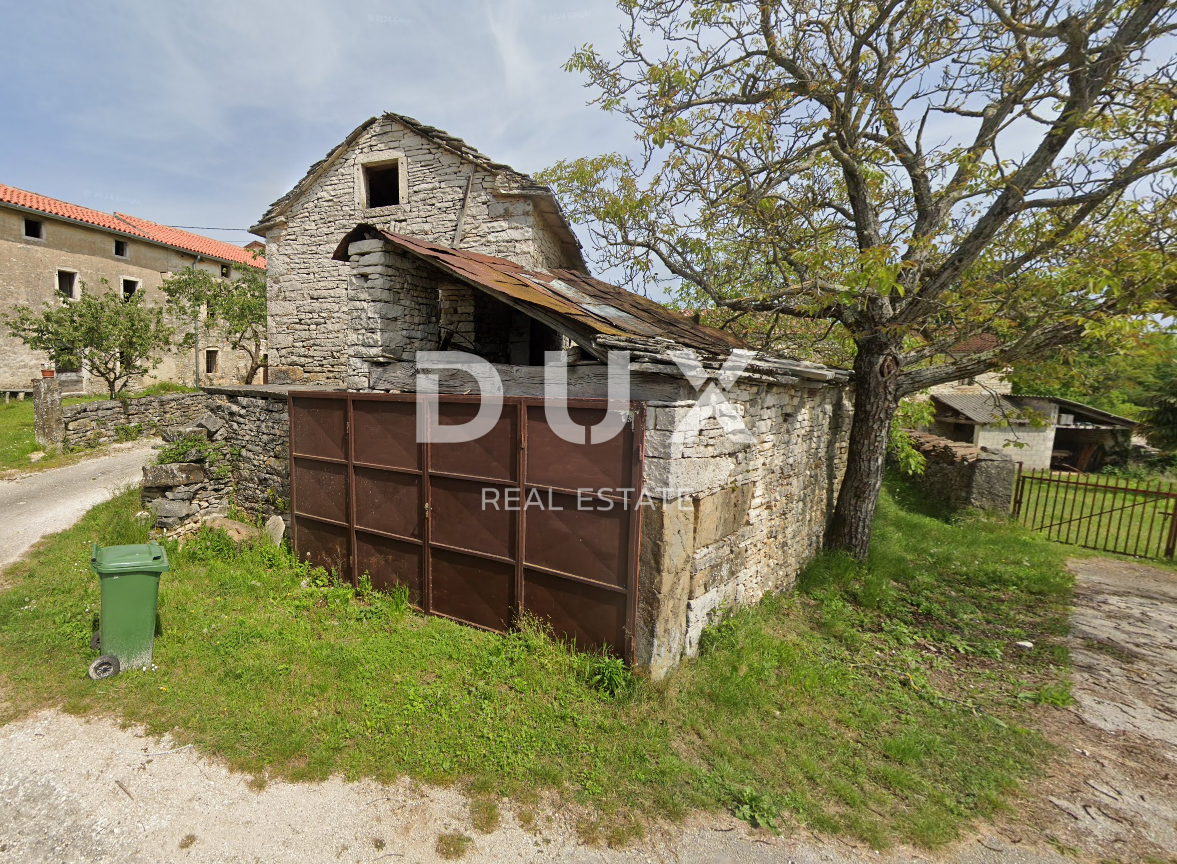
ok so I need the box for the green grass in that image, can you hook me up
[1015,472,1177,560]
[0,400,46,471]
[0,479,1074,849]
[0,382,202,471]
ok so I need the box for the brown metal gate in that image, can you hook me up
[288,392,644,659]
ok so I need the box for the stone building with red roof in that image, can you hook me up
[1,183,265,393]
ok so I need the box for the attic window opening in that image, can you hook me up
[114,239,128,258]
[121,278,140,301]
[221,264,230,278]
[24,218,43,239]
[365,163,401,208]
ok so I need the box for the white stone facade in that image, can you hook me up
[252,114,584,384]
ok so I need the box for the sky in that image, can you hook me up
[0,0,632,251]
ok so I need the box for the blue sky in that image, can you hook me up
[0,0,630,248]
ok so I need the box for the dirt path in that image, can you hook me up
[0,711,1067,864]
[1005,557,1177,860]
[0,442,156,571]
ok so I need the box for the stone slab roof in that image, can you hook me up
[932,392,1028,425]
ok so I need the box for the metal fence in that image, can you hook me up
[1013,467,1177,560]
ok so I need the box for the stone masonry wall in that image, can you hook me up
[346,240,444,389]
[902,431,1017,514]
[260,116,580,384]
[63,393,213,450]
[638,380,852,676]
[144,386,291,529]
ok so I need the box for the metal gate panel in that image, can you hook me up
[289,392,644,660]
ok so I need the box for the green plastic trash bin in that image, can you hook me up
[89,542,169,679]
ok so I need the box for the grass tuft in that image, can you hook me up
[435,832,472,859]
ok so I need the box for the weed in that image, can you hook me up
[1020,682,1074,707]
[114,423,143,443]
[732,786,780,834]
[0,481,1075,850]
[586,654,631,697]
[178,834,196,849]
[435,832,472,859]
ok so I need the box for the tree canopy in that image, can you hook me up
[542,0,1177,557]
[161,261,267,384]
[5,279,173,399]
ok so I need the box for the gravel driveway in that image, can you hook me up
[0,442,156,571]
[0,711,1068,864]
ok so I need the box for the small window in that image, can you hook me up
[364,163,401,208]
[24,218,43,239]
[220,264,230,278]
[114,239,128,258]
[57,270,77,300]
[204,349,219,375]
[121,278,140,300]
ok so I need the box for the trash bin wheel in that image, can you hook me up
[90,630,101,651]
[88,655,120,680]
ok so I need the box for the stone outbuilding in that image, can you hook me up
[249,113,586,385]
[312,225,852,675]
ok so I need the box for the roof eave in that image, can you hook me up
[1,200,252,268]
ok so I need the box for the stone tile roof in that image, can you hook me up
[251,113,583,269]
[1,182,263,268]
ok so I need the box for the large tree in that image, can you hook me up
[5,280,173,399]
[541,0,1177,559]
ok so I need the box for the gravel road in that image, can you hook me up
[0,711,1068,864]
[0,443,156,571]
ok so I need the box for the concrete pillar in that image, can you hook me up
[32,376,64,452]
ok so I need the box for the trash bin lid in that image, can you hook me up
[90,541,170,574]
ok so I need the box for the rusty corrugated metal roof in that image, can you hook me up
[334,228,747,357]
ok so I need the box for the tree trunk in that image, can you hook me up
[243,358,260,385]
[825,338,902,561]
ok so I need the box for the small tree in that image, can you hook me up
[5,279,173,399]
[162,262,267,384]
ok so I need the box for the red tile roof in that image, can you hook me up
[115,213,264,268]
[1,182,152,238]
[0,182,264,269]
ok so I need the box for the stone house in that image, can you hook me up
[0,183,264,394]
[248,112,585,384]
[929,392,1135,471]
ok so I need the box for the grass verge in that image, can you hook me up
[0,478,1073,849]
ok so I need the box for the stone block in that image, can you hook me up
[348,239,389,255]
[635,497,696,678]
[694,482,755,548]
[142,462,205,487]
[150,499,192,519]
[264,514,287,546]
[194,412,225,434]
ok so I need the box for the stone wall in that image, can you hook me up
[638,380,851,676]
[63,393,213,450]
[256,115,583,384]
[902,431,1017,513]
[143,385,292,529]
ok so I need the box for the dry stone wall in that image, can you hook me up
[63,393,213,450]
[902,431,1017,514]
[260,116,579,384]
[638,380,852,676]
